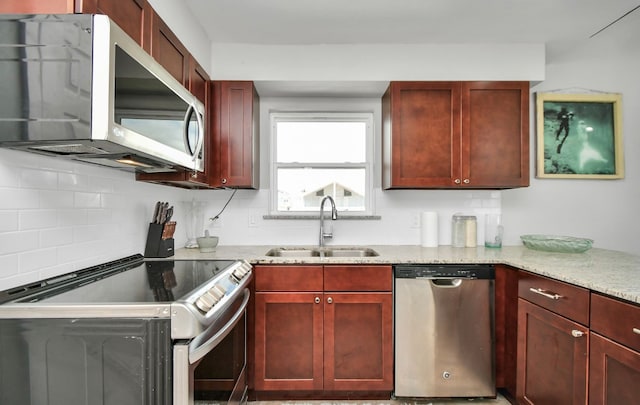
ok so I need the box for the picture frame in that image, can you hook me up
[536,92,624,179]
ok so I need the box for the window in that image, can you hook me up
[270,112,374,216]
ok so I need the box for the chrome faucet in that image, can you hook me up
[319,195,338,247]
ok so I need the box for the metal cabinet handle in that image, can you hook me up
[633,328,640,335]
[529,287,562,300]
[463,179,470,184]
[571,330,585,338]
[221,178,228,184]
[327,297,333,304]
[314,297,320,304]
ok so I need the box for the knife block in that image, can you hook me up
[144,223,174,258]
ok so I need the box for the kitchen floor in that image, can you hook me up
[248,397,511,405]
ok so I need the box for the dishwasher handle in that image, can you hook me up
[430,278,463,287]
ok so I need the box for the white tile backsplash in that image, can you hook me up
[0,149,188,291]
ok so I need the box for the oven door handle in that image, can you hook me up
[189,288,249,364]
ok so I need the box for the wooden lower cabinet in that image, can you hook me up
[323,292,393,391]
[254,292,324,391]
[589,333,640,404]
[516,298,588,404]
[589,293,640,405]
[252,265,393,396]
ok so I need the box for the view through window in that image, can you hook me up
[271,112,373,215]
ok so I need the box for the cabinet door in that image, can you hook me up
[254,292,323,391]
[323,292,393,391]
[382,81,461,189]
[517,298,588,405]
[81,0,152,53]
[589,333,640,405]
[188,56,209,105]
[462,81,529,188]
[0,0,74,13]
[212,81,260,188]
[495,265,519,398]
[150,12,188,85]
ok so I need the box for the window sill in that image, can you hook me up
[263,214,381,220]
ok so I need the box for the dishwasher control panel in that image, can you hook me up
[394,264,495,279]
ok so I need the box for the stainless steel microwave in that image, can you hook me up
[0,14,205,173]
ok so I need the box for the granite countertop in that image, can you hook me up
[172,245,640,304]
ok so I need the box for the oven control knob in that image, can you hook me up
[232,264,251,282]
[195,293,216,313]
[209,285,226,300]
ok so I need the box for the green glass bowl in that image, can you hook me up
[520,235,593,253]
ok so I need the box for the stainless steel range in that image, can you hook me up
[0,254,252,405]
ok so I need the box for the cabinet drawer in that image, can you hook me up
[591,293,640,352]
[324,265,392,292]
[255,265,323,291]
[518,272,589,325]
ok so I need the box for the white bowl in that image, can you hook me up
[196,236,219,253]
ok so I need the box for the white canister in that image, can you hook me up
[451,214,466,247]
[465,216,477,247]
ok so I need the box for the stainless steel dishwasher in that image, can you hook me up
[394,264,495,399]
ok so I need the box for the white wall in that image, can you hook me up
[503,24,640,254]
[210,43,545,81]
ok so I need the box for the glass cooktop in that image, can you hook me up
[17,259,236,304]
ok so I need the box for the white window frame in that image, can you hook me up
[269,111,374,216]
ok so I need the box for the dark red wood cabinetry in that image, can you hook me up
[150,12,188,85]
[382,81,529,189]
[211,81,260,189]
[252,265,393,397]
[494,265,518,400]
[589,293,640,405]
[517,272,590,405]
[0,0,153,52]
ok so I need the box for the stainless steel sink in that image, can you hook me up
[264,248,321,257]
[319,248,379,257]
[265,247,379,258]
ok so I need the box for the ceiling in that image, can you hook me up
[183,0,640,96]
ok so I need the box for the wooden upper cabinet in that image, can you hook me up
[382,82,460,189]
[0,0,153,53]
[211,81,260,189]
[81,0,152,52]
[382,81,529,189]
[0,0,75,13]
[188,56,209,105]
[150,11,189,86]
[462,81,529,188]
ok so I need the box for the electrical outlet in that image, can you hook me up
[411,213,421,228]
[248,213,258,228]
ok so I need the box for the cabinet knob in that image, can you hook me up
[314,297,320,304]
[454,179,461,184]
[327,297,333,304]
[221,178,228,184]
[571,329,585,338]
[463,178,470,184]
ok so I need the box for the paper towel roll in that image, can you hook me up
[420,211,439,247]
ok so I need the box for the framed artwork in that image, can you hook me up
[536,92,624,179]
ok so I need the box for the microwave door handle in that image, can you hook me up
[183,103,204,164]
[192,103,204,163]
